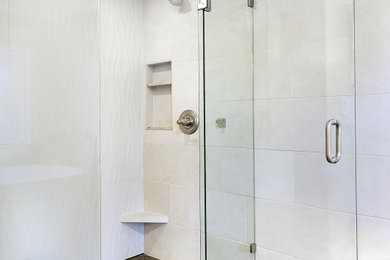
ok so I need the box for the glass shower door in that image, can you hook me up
[202,0,357,259]
[202,1,255,259]
[253,0,356,259]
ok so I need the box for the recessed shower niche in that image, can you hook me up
[145,61,172,130]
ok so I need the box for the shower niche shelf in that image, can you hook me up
[120,211,168,224]
[145,61,172,131]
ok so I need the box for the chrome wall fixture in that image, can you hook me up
[325,119,342,164]
[177,110,199,135]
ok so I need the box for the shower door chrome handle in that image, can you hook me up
[326,119,341,164]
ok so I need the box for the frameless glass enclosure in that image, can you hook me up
[201,0,357,259]
[201,1,256,259]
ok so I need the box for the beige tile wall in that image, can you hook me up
[142,1,200,259]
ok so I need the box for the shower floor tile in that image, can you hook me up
[127,254,159,260]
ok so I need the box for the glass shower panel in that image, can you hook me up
[355,1,390,258]
[202,1,255,259]
[0,0,100,259]
[253,1,356,259]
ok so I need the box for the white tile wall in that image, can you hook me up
[256,199,356,260]
[205,4,252,58]
[293,152,355,213]
[357,156,390,219]
[356,32,390,95]
[171,185,200,230]
[207,147,253,197]
[254,38,354,100]
[254,1,356,259]
[257,248,302,260]
[100,0,144,259]
[207,190,254,244]
[358,216,390,260]
[142,1,200,259]
[206,100,253,148]
[205,53,253,102]
[254,0,354,50]
[255,150,294,203]
[208,235,253,260]
[145,223,200,260]
[356,1,390,258]
[255,97,355,153]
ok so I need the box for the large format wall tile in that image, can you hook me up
[172,60,199,104]
[357,95,390,156]
[255,150,294,203]
[207,146,254,197]
[144,181,171,217]
[356,32,390,95]
[143,0,173,63]
[206,100,253,148]
[208,235,253,260]
[355,0,390,35]
[293,152,355,213]
[205,5,252,58]
[207,190,254,244]
[254,37,354,100]
[171,4,198,63]
[358,215,390,260]
[257,248,302,260]
[357,155,390,219]
[171,185,199,230]
[145,223,200,260]
[255,97,355,153]
[254,0,353,50]
[144,143,198,188]
[205,52,253,102]
[256,199,356,260]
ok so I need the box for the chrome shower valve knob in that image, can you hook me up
[176,110,199,135]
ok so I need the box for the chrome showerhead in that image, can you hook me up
[169,0,183,6]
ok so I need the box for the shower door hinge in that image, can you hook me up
[198,0,211,12]
[248,0,254,8]
[250,243,257,253]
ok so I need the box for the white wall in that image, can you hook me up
[355,1,390,259]
[100,0,144,259]
[142,1,200,259]
[0,0,100,259]
[253,0,356,259]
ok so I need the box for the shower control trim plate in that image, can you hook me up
[177,110,199,135]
